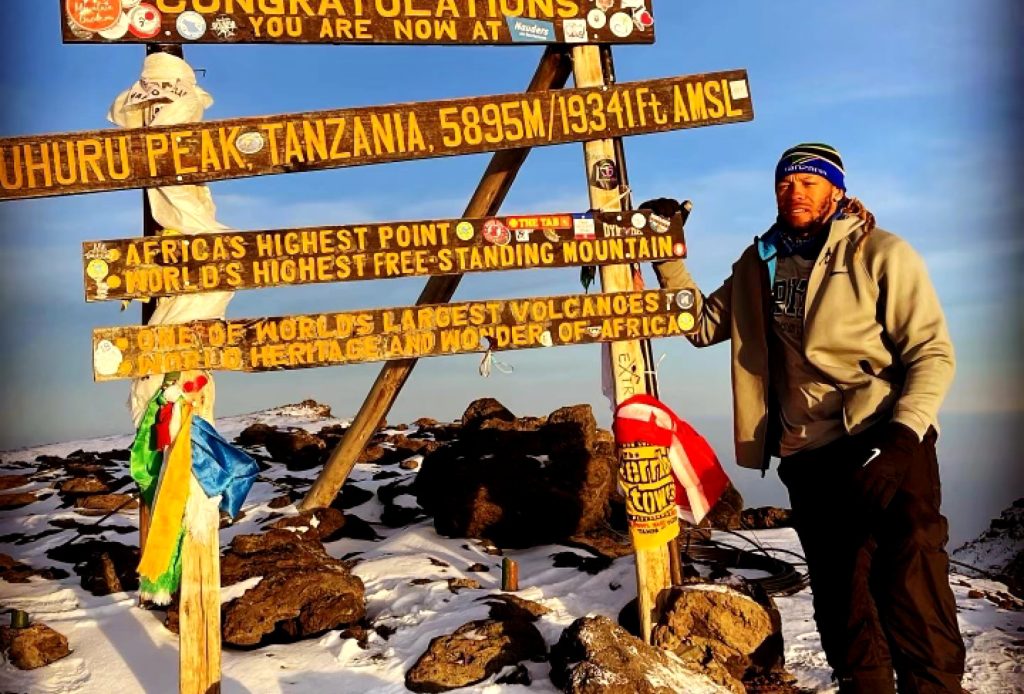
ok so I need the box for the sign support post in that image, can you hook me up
[300,45,573,510]
[572,43,673,644]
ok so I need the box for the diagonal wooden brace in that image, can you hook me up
[301,46,573,511]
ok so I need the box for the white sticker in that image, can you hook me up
[630,213,646,229]
[620,0,645,8]
[609,12,633,38]
[121,0,141,8]
[94,340,124,377]
[729,80,749,100]
[562,18,587,43]
[587,9,607,29]
[539,331,553,347]
[176,10,206,40]
[98,11,130,39]
[235,131,265,155]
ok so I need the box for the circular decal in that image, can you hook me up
[176,10,206,40]
[587,9,607,29]
[675,290,695,310]
[673,242,686,256]
[609,12,633,38]
[98,11,130,39]
[648,213,671,234]
[235,131,265,155]
[455,222,475,241]
[67,0,121,31]
[539,331,553,347]
[677,313,695,332]
[128,4,161,39]
[482,219,511,246]
[106,276,122,289]
[630,212,646,229]
[106,248,121,262]
[86,259,109,281]
[633,7,654,30]
[94,339,124,377]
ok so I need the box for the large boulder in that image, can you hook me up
[651,585,785,693]
[405,618,546,693]
[0,492,37,510]
[45,540,139,596]
[217,529,365,647]
[0,474,30,490]
[0,623,71,670]
[415,400,616,548]
[549,615,730,693]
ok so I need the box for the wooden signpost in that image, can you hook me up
[0,70,752,200]
[82,209,685,300]
[61,0,657,46]
[92,289,698,380]
[14,3,758,689]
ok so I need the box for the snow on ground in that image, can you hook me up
[1,406,1022,693]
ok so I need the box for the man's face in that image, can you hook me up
[775,173,842,230]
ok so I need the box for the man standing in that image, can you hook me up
[647,143,965,693]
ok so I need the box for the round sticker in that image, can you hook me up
[106,276,122,289]
[630,213,646,229]
[539,331,554,347]
[456,222,475,241]
[587,10,607,29]
[98,11,130,39]
[675,290,694,310]
[673,242,686,256]
[176,10,206,40]
[67,0,121,31]
[677,313,695,331]
[128,4,161,39]
[482,219,511,246]
[87,259,109,281]
[648,213,671,234]
[609,12,633,38]
[235,131,265,155]
[94,340,124,377]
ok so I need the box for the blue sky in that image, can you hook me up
[0,0,1020,460]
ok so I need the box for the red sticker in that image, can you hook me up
[66,0,121,32]
[128,3,162,39]
[482,219,511,246]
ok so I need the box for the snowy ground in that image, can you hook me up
[1,405,1021,693]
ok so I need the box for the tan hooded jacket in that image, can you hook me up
[656,209,954,471]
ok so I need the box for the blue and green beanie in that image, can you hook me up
[775,143,846,190]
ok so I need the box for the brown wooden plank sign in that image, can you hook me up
[0,70,752,201]
[81,208,686,300]
[60,0,657,46]
[91,289,698,380]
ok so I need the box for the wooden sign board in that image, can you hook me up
[82,209,685,301]
[60,0,657,46]
[91,288,698,380]
[0,70,752,201]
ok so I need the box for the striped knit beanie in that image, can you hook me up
[775,143,846,190]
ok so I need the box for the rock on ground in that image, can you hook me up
[405,618,546,693]
[0,623,71,670]
[549,615,730,694]
[953,498,1024,598]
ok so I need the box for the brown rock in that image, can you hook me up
[0,492,37,510]
[447,578,482,593]
[478,593,551,621]
[45,540,140,596]
[0,474,30,491]
[741,506,793,530]
[0,554,69,583]
[262,428,326,470]
[236,422,278,447]
[221,529,331,585]
[413,417,441,428]
[268,493,296,509]
[0,623,71,670]
[74,493,139,514]
[222,566,364,647]
[405,618,546,693]
[461,398,516,428]
[401,459,420,470]
[550,615,724,694]
[680,482,745,538]
[652,585,784,692]
[59,477,110,495]
[267,507,346,542]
